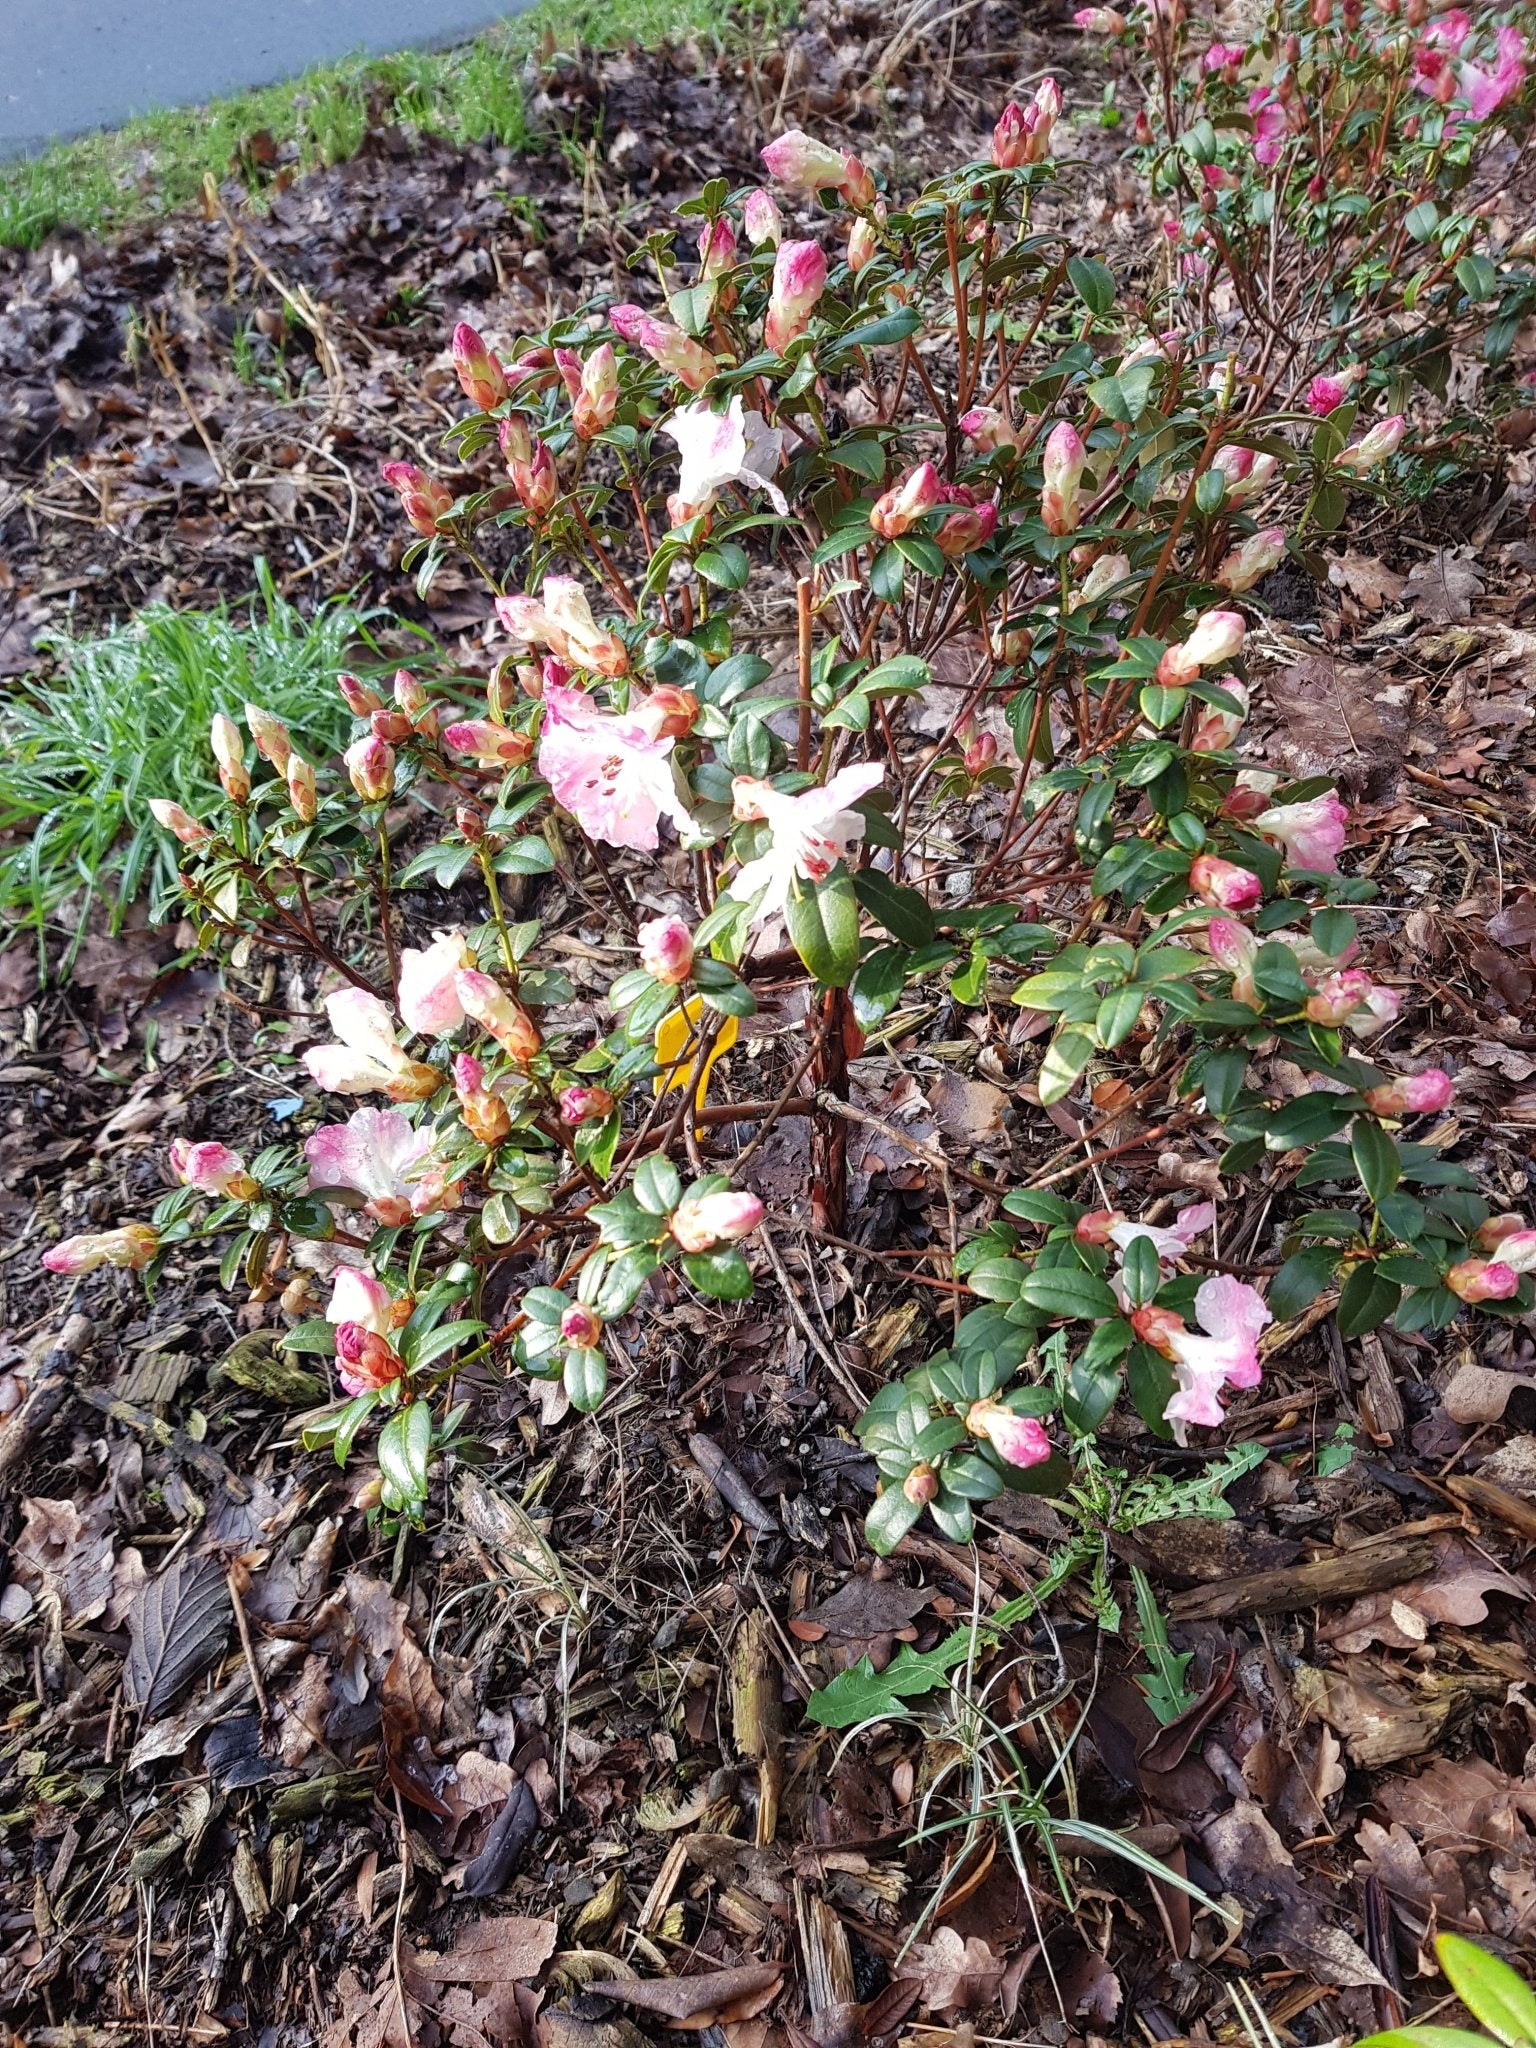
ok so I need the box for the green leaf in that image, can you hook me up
[1201,1048,1249,1118]
[493,835,556,876]
[785,864,861,987]
[853,870,933,947]
[1138,683,1186,730]
[1270,1245,1338,1319]
[1436,1934,1536,2048]
[281,1318,339,1355]
[1311,907,1358,958]
[823,306,922,361]
[1017,1267,1119,1321]
[1039,1026,1096,1105]
[564,1347,608,1411]
[1355,2032,1493,2048]
[870,541,905,602]
[376,1402,433,1511]
[864,1485,925,1557]
[861,654,930,696]
[1336,1262,1401,1337]
[633,1155,683,1215]
[682,1247,755,1299]
[851,942,911,1028]
[1120,1235,1161,1308]
[1096,985,1144,1049]
[410,1317,485,1370]
[1067,254,1116,316]
[1352,1118,1402,1207]
[696,543,750,590]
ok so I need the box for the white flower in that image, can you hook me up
[661,396,787,518]
[728,764,885,926]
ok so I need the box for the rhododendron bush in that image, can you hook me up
[48,12,1536,1542]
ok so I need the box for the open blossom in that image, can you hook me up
[1076,552,1131,605]
[764,240,828,354]
[759,129,853,195]
[398,932,471,1037]
[42,1223,159,1275]
[381,461,454,535]
[538,683,696,853]
[1040,420,1087,536]
[1075,7,1130,28]
[497,579,628,677]
[670,1190,766,1253]
[959,406,1022,454]
[743,188,783,247]
[1254,792,1349,872]
[871,462,944,539]
[304,989,440,1101]
[452,322,508,411]
[1108,1202,1215,1269]
[456,970,541,1063]
[639,915,694,984]
[1190,855,1263,912]
[149,800,212,847]
[1190,680,1250,752]
[211,714,250,804]
[1135,1274,1271,1442]
[306,1107,435,1226]
[1364,1068,1455,1117]
[965,1400,1052,1468]
[1157,609,1245,685]
[1489,1231,1536,1274]
[1217,527,1286,594]
[1462,25,1527,121]
[729,764,885,925]
[560,1085,614,1124]
[443,718,535,770]
[1305,969,1400,1036]
[661,397,786,518]
[608,306,717,392]
[169,1139,258,1200]
[1445,1258,1520,1303]
[1335,416,1406,474]
[1203,39,1244,70]
[1248,87,1289,163]
[1306,374,1346,416]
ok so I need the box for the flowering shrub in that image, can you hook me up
[46,64,1533,1541]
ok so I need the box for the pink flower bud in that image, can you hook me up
[1364,1069,1455,1117]
[452,322,509,412]
[334,1322,406,1395]
[1478,1214,1529,1251]
[993,79,1062,167]
[1040,420,1087,536]
[743,189,783,247]
[759,129,850,195]
[1075,6,1129,28]
[1212,444,1277,502]
[380,461,454,536]
[638,914,695,984]
[1157,608,1246,684]
[344,735,394,803]
[560,1084,615,1124]
[1129,1304,1187,1357]
[963,729,998,776]
[839,153,876,208]
[370,707,414,743]
[338,670,382,716]
[903,1462,941,1504]
[870,461,945,539]
[697,216,737,280]
[443,720,536,768]
[1189,681,1249,752]
[244,702,291,769]
[1075,1208,1125,1247]
[497,414,532,469]
[992,101,1030,167]
[670,1190,766,1253]
[394,669,430,717]
[149,800,212,847]
[572,343,619,440]
[1306,374,1346,416]
[935,497,998,557]
[504,434,558,518]
[169,1139,258,1200]
[211,713,250,804]
[285,754,317,823]
[1335,415,1405,474]
[764,240,828,355]
[638,686,698,741]
[608,306,717,392]
[1217,526,1287,594]
[456,969,541,1063]
[847,219,878,272]
[560,1303,604,1348]
[959,405,1022,454]
[454,1053,511,1146]
[42,1223,159,1275]
[1445,1259,1519,1303]
[965,1399,1052,1468]
[1190,854,1263,911]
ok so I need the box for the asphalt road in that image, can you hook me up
[1,1,529,160]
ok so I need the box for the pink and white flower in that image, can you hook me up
[959,406,1023,454]
[743,189,783,247]
[1212,445,1278,502]
[608,306,717,392]
[1462,25,1526,121]
[305,1107,435,1226]
[1306,374,1346,416]
[1040,421,1087,536]
[1253,792,1349,872]
[538,683,697,853]
[759,129,854,196]
[1157,609,1245,685]
[1445,1258,1519,1303]
[456,970,541,1063]
[452,322,509,412]
[870,462,945,539]
[380,461,454,536]
[398,932,472,1037]
[42,1223,159,1275]
[1109,1201,1215,1268]
[345,735,394,803]
[638,915,695,984]
[670,1190,766,1252]
[764,240,828,355]
[1305,969,1400,1036]
[169,1140,258,1200]
[661,397,786,518]
[697,217,737,281]
[1334,416,1406,474]
[1136,1273,1271,1441]
[211,714,250,804]
[728,764,886,925]
[442,719,535,769]
[149,800,212,847]
[1189,680,1249,752]
[1207,917,1259,1006]
[303,989,440,1101]
[245,703,291,770]
[1190,854,1263,912]
[496,579,629,677]
[1364,1069,1455,1117]
[965,1400,1053,1467]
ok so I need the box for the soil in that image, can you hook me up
[4,6,1536,2046]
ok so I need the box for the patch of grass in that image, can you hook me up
[0,565,395,971]
[0,0,785,251]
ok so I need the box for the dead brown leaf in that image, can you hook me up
[412,1914,558,1984]
[1258,652,1415,801]
[1403,546,1485,623]
[1328,551,1407,612]
[898,1929,1004,2014]
[587,1964,784,2028]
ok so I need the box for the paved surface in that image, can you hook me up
[2,1,529,160]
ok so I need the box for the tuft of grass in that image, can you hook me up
[0,0,785,251]
[0,564,394,971]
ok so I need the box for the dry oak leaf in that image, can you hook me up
[412,1914,558,1984]
[1328,552,1407,612]
[1403,546,1485,624]
[1321,1532,1529,1652]
[898,1929,1005,2014]
[586,1963,785,2028]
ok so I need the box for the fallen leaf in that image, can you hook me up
[1258,651,1416,801]
[587,1964,784,2027]
[124,1553,232,1715]
[1404,547,1484,624]
[898,1929,1004,2014]
[1329,552,1407,612]
[1322,1532,1529,1651]
[1201,1800,1386,1987]
[412,1914,557,1983]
